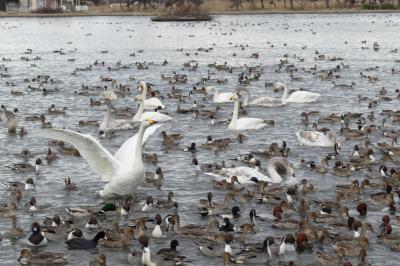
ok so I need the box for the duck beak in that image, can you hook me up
[17,256,21,262]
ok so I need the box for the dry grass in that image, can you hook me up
[88,0,398,14]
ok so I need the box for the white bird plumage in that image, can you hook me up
[132,95,172,123]
[99,95,133,132]
[296,131,338,147]
[38,119,161,197]
[205,86,236,104]
[281,83,320,103]
[207,157,295,184]
[228,94,268,131]
[135,81,165,109]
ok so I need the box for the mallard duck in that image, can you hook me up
[18,249,67,265]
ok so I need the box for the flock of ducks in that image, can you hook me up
[1,15,400,266]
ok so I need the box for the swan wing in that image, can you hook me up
[250,96,283,107]
[39,128,119,181]
[114,124,162,166]
[214,92,235,103]
[296,131,335,147]
[0,111,7,122]
[140,112,172,122]
[144,98,165,109]
[286,91,320,103]
[235,118,266,130]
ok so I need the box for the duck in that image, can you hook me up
[145,167,164,187]
[48,104,67,115]
[89,253,107,266]
[9,158,42,174]
[38,118,162,197]
[101,227,133,248]
[66,231,106,249]
[151,214,164,238]
[278,234,296,255]
[25,197,38,213]
[228,94,273,131]
[141,196,155,212]
[85,215,100,229]
[67,228,83,240]
[27,222,48,247]
[45,148,57,163]
[0,202,17,217]
[133,218,147,240]
[161,131,180,146]
[0,107,17,134]
[18,249,67,265]
[157,191,176,209]
[64,176,77,190]
[9,177,35,191]
[7,216,24,238]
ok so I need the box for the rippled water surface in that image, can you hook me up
[1,13,400,265]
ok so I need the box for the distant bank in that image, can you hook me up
[0,9,400,18]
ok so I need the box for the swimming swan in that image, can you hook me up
[132,95,172,123]
[208,157,295,184]
[281,83,320,103]
[136,81,165,109]
[205,86,236,104]
[296,130,339,147]
[38,119,162,197]
[242,89,284,107]
[99,94,133,132]
[228,94,272,131]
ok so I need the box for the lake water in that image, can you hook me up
[1,13,400,265]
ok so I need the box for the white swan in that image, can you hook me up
[281,83,320,103]
[296,131,338,147]
[228,94,271,131]
[136,81,165,109]
[99,97,133,132]
[207,157,295,184]
[205,86,235,104]
[132,95,172,123]
[38,119,162,197]
[242,89,284,107]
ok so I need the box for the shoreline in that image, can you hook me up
[1,9,400,18]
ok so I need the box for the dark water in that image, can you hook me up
[0,13,400,265]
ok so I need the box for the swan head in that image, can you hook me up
[134,95,144,101]
[136,81,147,91]
[100,90,118,101]
[144,118,157,126]
[205,86,215,95]
[229,94,238,101]
[288,164,295,177]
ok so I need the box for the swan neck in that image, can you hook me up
[102,100,112,129]
[230,99,239,127]
[281,84,289,102]
[244,90,250,106]
[141,84,148,100]
[133,123,146,167]
[267,163,283,183]
[133,99,144,121]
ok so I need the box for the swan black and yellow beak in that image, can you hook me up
[146,118,157,125]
